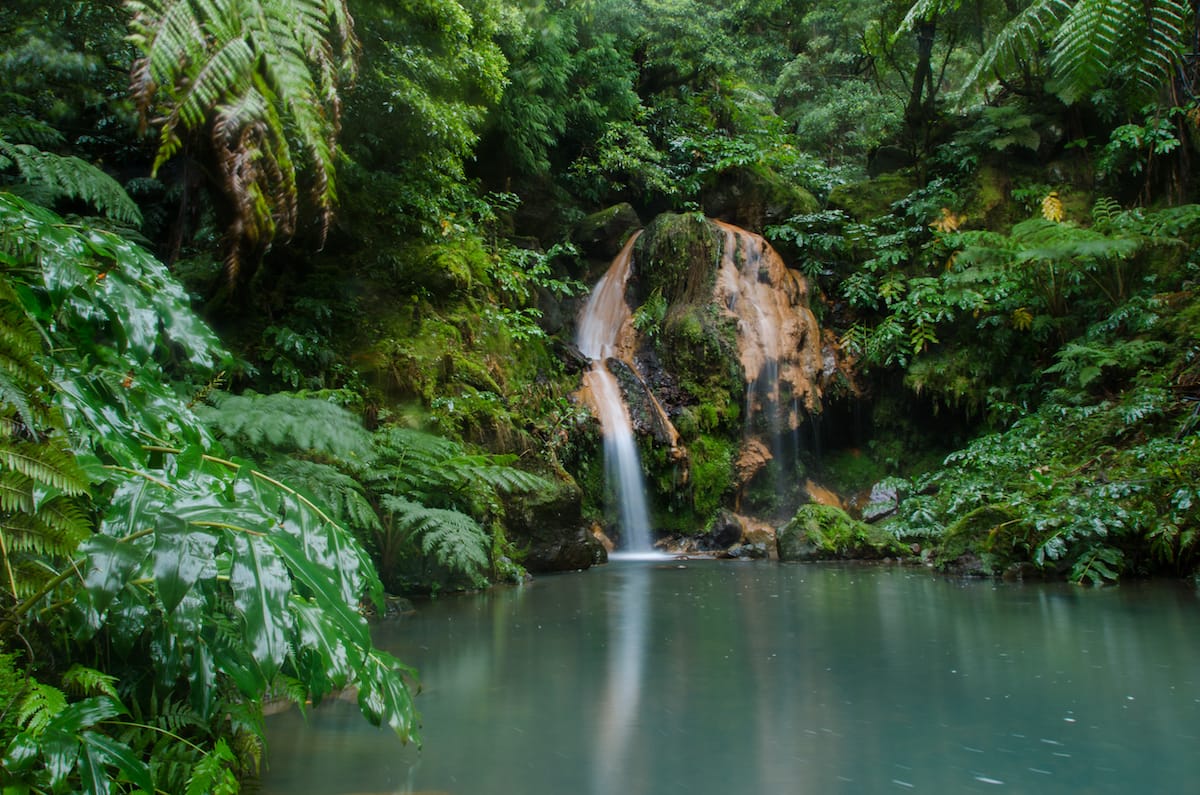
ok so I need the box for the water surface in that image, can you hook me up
[261,561,1200,794]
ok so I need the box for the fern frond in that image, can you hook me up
[1051,0,1187,104]
[16,681,67,734]
[185,738,239,795]
[1135,0,1189,98]
[380,496,489,582]
[0,440,87,496]
[0,116,66,150]
[267,458,380,532]
[149,697,205,734]
[897,0,948,33]
[959,0,1070,99]
[0,138,142,225]
[61,664,120,700]
[441,457,551,496]
[126,0,358,280]
[0,470,33,514]
[2,508,89,559]
[197,391,373,462]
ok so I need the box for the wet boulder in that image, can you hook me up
[504,479,606,572]
[777,504,908,561]
[699,164,819,230]
[572,203,642,263]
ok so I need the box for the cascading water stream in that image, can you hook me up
[714,221,823,510]
[577,234,656,555]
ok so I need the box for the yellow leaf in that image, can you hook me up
[1041,191,1064,223]
[1012,307,1033,331]
[930,207,963,233]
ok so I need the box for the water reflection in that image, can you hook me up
[593,563,649,795]
[260,564,1200,795]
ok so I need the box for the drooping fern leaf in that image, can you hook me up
[126,0,359,280]
[440,455,551,496]
[958,0,1071,98]
[61,665,120,700]
[0,274,90,603]
[197,391,374,463]
[1050,0,1188,104]
[0,137,142,225]
[368,427,548,502]
[379,495,489,585]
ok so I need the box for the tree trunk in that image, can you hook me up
[904,20,937,153]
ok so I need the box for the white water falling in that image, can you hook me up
[577,234,656,555]
[715,221,824,510]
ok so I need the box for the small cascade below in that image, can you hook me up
[577,234,657,555]
[714,220,824,512]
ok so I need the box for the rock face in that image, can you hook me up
[776,504,907,562]
[569,211,855,540]
[504,481,606,572]
[572,203,643,264]
[699,164,819,230]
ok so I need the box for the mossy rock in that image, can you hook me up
[659,307,742,411]
[827,171,920,221]
[931,503,1024,575]
[632,213,722,306]
[503,477,605,572]
[700,164,819,230]
[572,203,642,261]
[777,504,908,561]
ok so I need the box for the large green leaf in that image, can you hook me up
[229,534,292,679]
[152,514,218,613]
[76,533,153,635]
[289,596,357,702]
[268,530,370,650]
[356,650,419,742]
[79,730,154,795]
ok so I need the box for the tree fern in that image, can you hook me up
[379,495,489,586]
[0,137,143,225]
[958,0,1071,99]
[369,426,548,502]
[126,0,359,280]
[267,457,380,533]
[1050,0,1188,104]
[197,391,373,463]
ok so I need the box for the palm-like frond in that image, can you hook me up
[0,138,143,225]
[1050,0,1188,103]
[196,391,373,463]
[958,0,1071,98]
[126,0,358,279]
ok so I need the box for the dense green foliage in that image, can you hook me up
[3,0,1200,789]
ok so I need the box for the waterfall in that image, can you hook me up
[577,234,656,554]
[714,221,823,511]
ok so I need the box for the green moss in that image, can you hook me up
[777,504,909,561]
[573,203,641,258]
[932,504,1025,574]
[632,213,721,306]
[689,435,735,525]
[827,171,921,220]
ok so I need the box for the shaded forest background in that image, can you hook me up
[3,0,1200,790]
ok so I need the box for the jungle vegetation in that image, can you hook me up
[2,0,1199,790]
